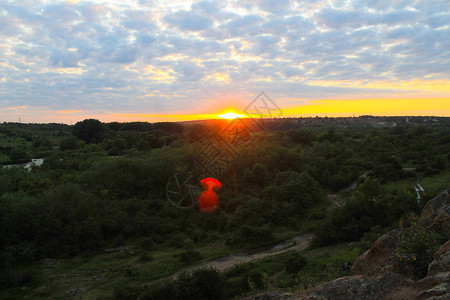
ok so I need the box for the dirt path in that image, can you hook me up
[327,171,369,207]
[327,194,343,207]
[267,268,286,289]
[182,233,314,273]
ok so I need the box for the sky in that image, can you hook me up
[1,0,449,123]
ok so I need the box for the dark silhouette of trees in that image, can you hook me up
[72,119,106,143]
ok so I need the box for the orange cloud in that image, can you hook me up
[58,110,83,114]
[4,106,27,110]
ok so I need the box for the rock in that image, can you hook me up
[416,272,450,290]
[434,241,450,261]
[421,189,450,220]
[428,241,450,276]
[416,282,450,300]
[351,229,401,275]
[421,188,450,239]
[241,292,295,300]
[297,272,404,300]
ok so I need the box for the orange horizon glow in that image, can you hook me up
[281,98,450,117]
[104,98,450,122]
[1,98,449,124]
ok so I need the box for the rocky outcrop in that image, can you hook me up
[298,272,404,299]
[421,188,450,220]
[351,229,401,275]
[242,292,295,300]
[351,188,450,278]
[428,241,450,276]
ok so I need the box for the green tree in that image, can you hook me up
[59,136,80,151]
[8,148,30,164]
[137,139,151,151]
[266,171,322,208]
[72,119,106,143]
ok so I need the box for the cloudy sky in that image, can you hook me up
[1,0,449,123]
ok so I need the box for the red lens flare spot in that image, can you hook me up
[198,178,222,213]
[200,177,222,191]
[198,190,219,213]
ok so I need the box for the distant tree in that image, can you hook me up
[104,137,127,155]
[137,139,151,151]
[358,177,382,200]
[243,163,269,187]
[72,119,106,143]
[147,134,161,148]
[267,171,322,208]
[153,122,184,134]
[287,129,315,145]
[32,137,52,149]
[8,148,30,164]
[59,136,79,151]
[433,155,447,170]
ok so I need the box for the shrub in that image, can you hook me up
[285,252,307,274]
[394,218,442,279]
[225,225,273,246]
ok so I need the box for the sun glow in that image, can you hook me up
[217,111,245,119]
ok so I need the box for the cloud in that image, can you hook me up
[219,14,265,37]
[0,0,449,121]
[258,0,292,14]
[314,7,420,29]
[164,10,213,31]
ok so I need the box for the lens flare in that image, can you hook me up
[198,178,222,212]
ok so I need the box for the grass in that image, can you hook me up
[383,169,450,199]
[0,240,363,300]
[10,239,246,299]
[269,243,361,290]
[421,170,450,199]
[221,242,361,299]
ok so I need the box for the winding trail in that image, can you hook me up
[327,171,369,207]
[178,233,314,275]
[267,268,286,289]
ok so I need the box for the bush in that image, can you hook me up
[178,239,201,262]
[225,225,273,246]
[113,285,141,300]
[246,269,265,290]
[394,218,442,279]
[285,252,307,274]
[139,252,153,262]
[142,267,222,300]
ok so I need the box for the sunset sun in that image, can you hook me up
[217,111,245,119]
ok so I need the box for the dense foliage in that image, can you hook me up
[0,117,449,298]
